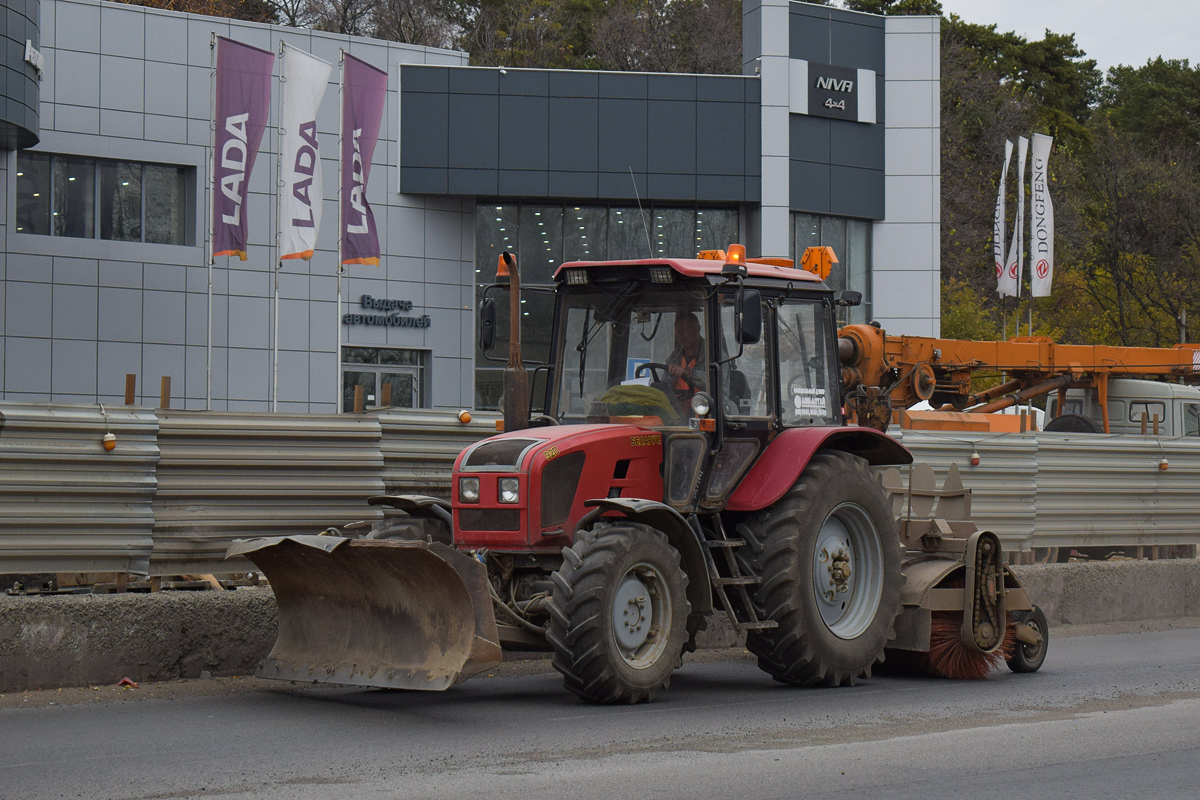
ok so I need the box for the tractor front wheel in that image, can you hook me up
[547,522,690,703]
[737,451,903,686]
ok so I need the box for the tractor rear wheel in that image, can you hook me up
[547,522,690,703]
[737,451,903,686]
[1007,605,1049,673]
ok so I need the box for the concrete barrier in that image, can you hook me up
[1,559,1197,692]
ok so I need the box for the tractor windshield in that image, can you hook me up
[554,287,707,426]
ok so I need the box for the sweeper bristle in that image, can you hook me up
[920,612,1016,680]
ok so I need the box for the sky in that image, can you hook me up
[936,0,1199,73]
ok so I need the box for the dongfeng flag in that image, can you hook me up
[279,45,333,261]
[1030,133,1055,297]
[995,140,1016,297]
[340,53,387,267]
[1003,136,1029,297]
[212,37,274,261]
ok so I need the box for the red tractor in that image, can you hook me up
[231,246,1046,703]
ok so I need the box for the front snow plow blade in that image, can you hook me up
[227,535,502,691]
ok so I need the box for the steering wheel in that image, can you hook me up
[636,362,697,389]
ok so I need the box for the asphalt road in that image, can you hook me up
[2,622,1199,800]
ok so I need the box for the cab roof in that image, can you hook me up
[553,257,823,284]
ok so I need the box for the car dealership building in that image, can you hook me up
[0,0,939,412]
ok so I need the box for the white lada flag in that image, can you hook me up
[279,44,333,261]
[995,140,1015,296]
[1030,133,1056,297]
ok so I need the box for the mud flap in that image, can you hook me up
[227,536,502,691]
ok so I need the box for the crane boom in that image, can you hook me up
[838,324,1200,432]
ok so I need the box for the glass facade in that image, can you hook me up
[474,202,740,410]
[15,152,190,245]
[341,347,427,412]
[792,213,872,325]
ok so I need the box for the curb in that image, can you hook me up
[2,560,1198,692]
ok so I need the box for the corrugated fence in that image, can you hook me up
[1,402,1198,576]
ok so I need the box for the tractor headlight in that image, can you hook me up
[690,392,713,418]
[498,477,520,504]
[459,477,480,503]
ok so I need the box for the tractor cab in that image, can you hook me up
[538,248,845,511]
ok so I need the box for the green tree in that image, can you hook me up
[841,0,942,15]
[1098,58,1200,150]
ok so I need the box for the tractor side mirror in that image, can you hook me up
[736,289,762,345]
[836,290,862,307]
[478,297,496,351]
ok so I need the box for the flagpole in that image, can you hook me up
[206,33,217,411]
[273,41,286,413]
[336,50,345,415]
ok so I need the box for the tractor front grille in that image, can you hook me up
[458,509,521,531]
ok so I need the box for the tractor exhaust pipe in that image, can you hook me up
[500,252,530,432]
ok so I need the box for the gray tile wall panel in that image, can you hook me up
[790,6,830,62]
[54,49,99,106]
[6,282,52,337]
[52,284,97,340]
[790,114,829,164]
[401,167,447,194]
[448,69,497,95]
[51,338,97,394]
[647,173,695,201]
[830,18,884,73]
[648,74,695,101]
[648,100,696,174]
[53,257,98,286]
[98,288,142,341]
[404,65,449,93]
[548,170,598,198]
[447,168,498,195]
[97,341,142,393]
[696,103,745,174]
[697,174,744,202]
[54,104,99,134]
[5,337,51,391]
[55,0,100,52]
[400,92,448,165]
[226,347,268,401]
[100,109,144,139]
[100,4,144,59]
[598,171,645,200]
[697,76,744,103]
[142,290,186,344]
[144,13,187,63]
[146,61,188,119]
[143,114,187,144]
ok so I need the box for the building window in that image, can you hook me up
[473,201,740,410]
[15,152,191,245]
[341,347,427,412]
[792,213,871,324]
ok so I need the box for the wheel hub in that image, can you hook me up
[611,564,671,668]
[811,504,884,640]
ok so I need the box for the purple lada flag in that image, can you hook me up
[340,53,388,266]
[212,37,274,261]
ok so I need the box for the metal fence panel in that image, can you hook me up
[151,412,385,575]
[893,430,1039,548]
[1034,432,1200,548]
[378,410,499,498]
[0,404,159,575]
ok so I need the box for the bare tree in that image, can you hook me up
[372,0,455,47]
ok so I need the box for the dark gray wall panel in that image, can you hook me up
[404,66,448,93]
[400,66,758,202]
[745,175,761,204]
[448,168,498,195]
[548,71,598,98]
[448,94,498,170]
[648,99,696,174]
[597,171,647,200]
[400,167,447,195]
[448,68,497,95]
[598,98,647,173]
[498,94,549,171]
[830,17,884,73]
[648,74,695,101]
[696,102,745,175]
[400,91,448,167]
[830,165,884,219]
[548,170,598,198]
[698,77,744,103]
[599,72,647,100]
[548,97,598,171]
[498,169,548,196]
[790,6,831,62]
[500,69,548,96]
[790,114,830,164]
[697,174,744,202]
[1,0,39,149]
[829,118,883,171]
[647,172,695,200]
[791,160,831,215]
